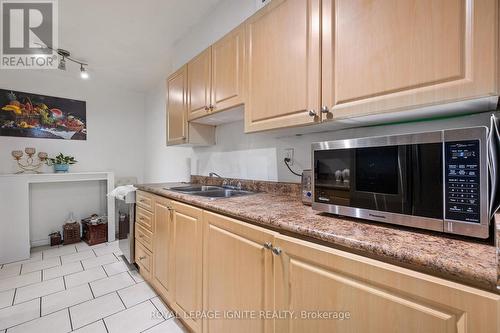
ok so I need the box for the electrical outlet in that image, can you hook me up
[256,0,271,10]
[284,148,294,165]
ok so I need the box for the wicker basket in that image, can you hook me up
[82,220,108,246]
[49,232,62,246]
[63,222,80,245]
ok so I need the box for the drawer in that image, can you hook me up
[136,191,154,211]
[135,223,152,252]
[136,206,153,231]
[135,241,152,280]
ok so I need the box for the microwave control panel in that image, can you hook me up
[445,140,480,223]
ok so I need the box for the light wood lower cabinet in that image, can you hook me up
[138,197,500,333]
[135,240,152,282]
[202,211,275,333]
[273,234,500,333]
[151,196,173,300]
[170,201,203,333]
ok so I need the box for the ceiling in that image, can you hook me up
[58,0,222,92]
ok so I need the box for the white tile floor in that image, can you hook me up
[0,241,187,333]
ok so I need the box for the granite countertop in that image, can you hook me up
[136,182,498,293]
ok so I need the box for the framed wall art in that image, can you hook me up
[0,89,86,140]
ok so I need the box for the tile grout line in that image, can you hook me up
[11,288,17,306]
[88,282,95,299]
[67,307,73,331]
[115,290,127,309]
[102,318,110,333]
[149,298,170,321]
[80,260,85,272]
[39,297,41,317]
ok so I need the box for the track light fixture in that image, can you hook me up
[36,43,89,80]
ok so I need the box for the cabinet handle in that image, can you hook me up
[272,247,282,256]
[138,234,144,238]
[138,217,144,221]
[209,105,216,112]
[263,242,273,250]
[321,106,330,114]
[204,106,210,111]
[139,199,146,203]
[139,256,146,260]
[308,109,317,117]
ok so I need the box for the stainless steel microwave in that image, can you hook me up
[312,127,490,239]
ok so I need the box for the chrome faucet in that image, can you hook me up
[208,172,222,178]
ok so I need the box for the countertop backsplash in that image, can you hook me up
[190,175,302,198]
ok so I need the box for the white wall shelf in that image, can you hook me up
[0,172,115,264]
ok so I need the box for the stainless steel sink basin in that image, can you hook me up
[166,185,255,199]
[193,189,255,198]
[168,185,222,192]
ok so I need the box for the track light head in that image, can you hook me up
[80,64,89,79]
[58,57,66,71]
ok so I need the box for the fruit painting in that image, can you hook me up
[0,89,86,140]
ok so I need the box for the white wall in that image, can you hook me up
[0,70,146,245]
[144,82,192,183]
[0,70,145,179]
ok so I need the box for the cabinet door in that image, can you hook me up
[167,66,187,145]
[211,26,245,113]
[274,234,500,333]
[188,47,212,120]
[171,201,203,333]
[245,0,321,132]
[322,0,499,120]
[152,196,173,301]
[202,211,275,333]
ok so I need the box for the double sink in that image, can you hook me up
[166,185,255,199]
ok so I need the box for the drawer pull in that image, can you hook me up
[139,199,147,203]
[138,234,144,238]
[139,256,146,260]
[263,242,273,250]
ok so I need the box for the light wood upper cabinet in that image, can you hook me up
[244,0,321,132]
[167,66,188,145]
[273,234,500,333]
[170,201,203,333]
[167,65,215,146]
[187,26,245,121]
[152,196,173,301]
[188,48,212,120]
[322,0,500,120]
[211,26,245,114]
[202,211,275,333]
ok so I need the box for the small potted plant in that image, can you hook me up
[46,153,77,173]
